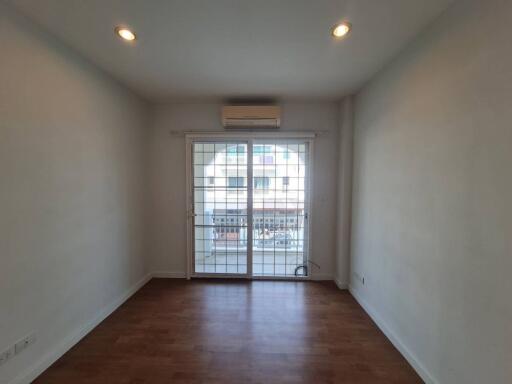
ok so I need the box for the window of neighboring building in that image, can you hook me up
[254,145,272,154]
[228,177,245,188]
[262,155,274,165]
[208,176,215,185]
[282,176,290,187]
[227,145,246,155]
[254,176,270,189]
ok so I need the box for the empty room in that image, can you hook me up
[1,0,510,383]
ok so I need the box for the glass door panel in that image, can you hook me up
[192,142,248,275]
[252,141,309,277]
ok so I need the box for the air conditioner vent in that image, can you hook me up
[222,106,281,129]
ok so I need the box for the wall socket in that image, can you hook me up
[15,332,36,354]
[353,272,365,285]
[0,332,36,366]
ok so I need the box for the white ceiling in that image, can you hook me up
[9,0,453,101]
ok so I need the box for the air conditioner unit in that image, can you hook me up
[222,105,281,129]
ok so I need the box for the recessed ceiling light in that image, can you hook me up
[332,22,351,39]
[115,26,136,41]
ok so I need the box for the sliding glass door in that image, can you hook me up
[251,141,309,277]
[188,137,311,279]
[192,142,249,275]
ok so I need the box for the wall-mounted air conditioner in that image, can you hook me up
[222,105,281,129]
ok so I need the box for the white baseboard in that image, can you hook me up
[310,273,333,281]
[150,270,334,281]
[10,273,152,384]
[151,271,334,281]
[334,278,348,290]
[349,285,438,384]
[151,271,187,278]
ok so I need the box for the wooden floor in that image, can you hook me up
[34,279,422,383]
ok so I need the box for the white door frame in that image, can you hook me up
[185,132,315,280]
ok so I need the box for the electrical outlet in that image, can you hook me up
[0,332,36,366]
[353,272,365,285]
[15,332,36,354]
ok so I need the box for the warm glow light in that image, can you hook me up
[332,22,351,38]
[115,27,136,41]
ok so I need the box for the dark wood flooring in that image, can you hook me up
[34,279,422,383]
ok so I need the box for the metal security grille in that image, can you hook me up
[252,141,309,276]
[193,142,248,274]
[190,139,310,278]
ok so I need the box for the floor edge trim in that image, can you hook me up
[348,284,437,384]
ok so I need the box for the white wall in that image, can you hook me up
[335,96,354,287]
[350,0,512,383]
[0,5,150,383]
[147,102,339,279]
